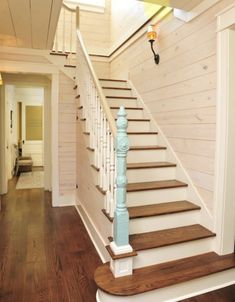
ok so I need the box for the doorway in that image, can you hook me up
[0,73,51,193]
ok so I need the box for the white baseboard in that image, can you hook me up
[75,204,109,263]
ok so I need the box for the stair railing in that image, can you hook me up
[53,3,76,54]
[75,6,133,276]
[75,7,117,218]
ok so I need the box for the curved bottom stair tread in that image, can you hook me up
[94,252,235,296]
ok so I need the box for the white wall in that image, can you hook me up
[110,0,235,214]
[58,72,77,204]
[110,0,161,50]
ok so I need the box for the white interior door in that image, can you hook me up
[22,103,44,166]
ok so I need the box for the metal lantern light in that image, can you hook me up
[147,25,160,65]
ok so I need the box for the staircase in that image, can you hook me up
[63,6,235,301]
[78,78,235,301]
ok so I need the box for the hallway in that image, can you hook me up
[0,179,101,302]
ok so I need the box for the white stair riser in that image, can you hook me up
[127,187,187,206]
[127,121,151,132]
[107,99,140,107]
[128,134,158,146]
[111,108,144,119]
[103,89,133,97]
[127,150,165,163]
[100,80,128,88]
[129,211,200,234]
[127,167,175,183]
[133,237,214,269]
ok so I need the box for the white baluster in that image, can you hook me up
[110,134,115,218]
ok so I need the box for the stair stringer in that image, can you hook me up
[75,113,111,262]
[128,80,213,232]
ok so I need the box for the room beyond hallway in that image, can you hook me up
[0,178,101,302]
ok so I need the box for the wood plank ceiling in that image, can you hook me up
[0,0,63,49]
[137,0,204,11]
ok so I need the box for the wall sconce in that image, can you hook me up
[147,25,160,65]
[0,72,3,85]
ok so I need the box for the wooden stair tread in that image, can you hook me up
[128,200,201,219]
[129,145,166,150]
[115,118,150,122]
[127,131,158,135]
[102,87,131,90]
[127,161,176,169]
[127,180,188,192]
[94,252,235,296]
[64,64,76,68]
[129,224,215,251]
[110,106,143,110]
[99,78,127,82]
[106,96,137,99]
[50,51,68,57]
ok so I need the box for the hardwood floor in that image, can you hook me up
[0,178,102,302]
[1,178,235,301]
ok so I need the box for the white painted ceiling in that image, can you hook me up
[137,0,204,11]
[0,0,63,49]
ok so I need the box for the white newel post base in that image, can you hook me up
[110,257,133,278]
[110,241,133,255]
[109,241,134,277]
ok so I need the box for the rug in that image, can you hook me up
[16,171,44,190]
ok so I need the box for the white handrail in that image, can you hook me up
[76,30,116,135]
[75,6,117,217]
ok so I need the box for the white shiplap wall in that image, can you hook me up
[80,0,111,54]
[110,0,162,51]
[58,72,77,203]
[110,0,235,214]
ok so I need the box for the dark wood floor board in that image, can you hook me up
[0,178,101,302]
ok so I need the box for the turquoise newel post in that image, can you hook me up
[113,106,130,247]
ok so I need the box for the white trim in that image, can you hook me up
[51,72,60,206]
[0,86,7,194]
[110,241,133,255]
[217,3,235,32]
[174,0,220,22]
[214,7,235,254]
[75,204,109,263]
[128,80,213,230]
[0,46,49,56]
[0,60,57,74]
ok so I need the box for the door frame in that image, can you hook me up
[0,60,59,206]
[214,3,235,254]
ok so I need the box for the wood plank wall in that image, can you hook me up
[76,109,112,247]
[79,0,111,54]
[110,0,235,214]
[58,72,76,203]
[110,0,161,50]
